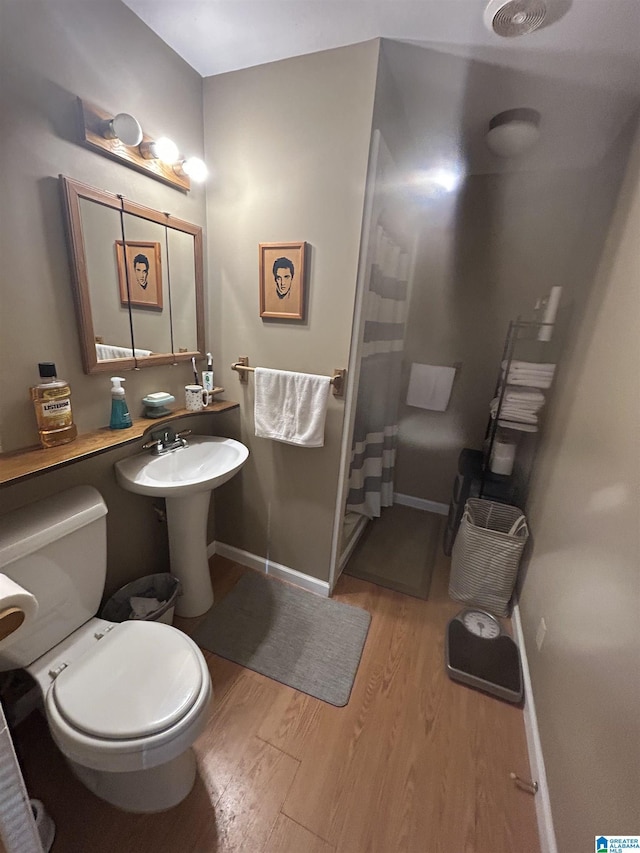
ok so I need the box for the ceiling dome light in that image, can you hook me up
[140,136,180,164]
[486,108,541,157]
[104,113,143,147]
[179,157,208,183]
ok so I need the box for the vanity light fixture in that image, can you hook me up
[78,98,208,192]
[174,157,209,183]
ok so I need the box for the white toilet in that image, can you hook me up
[0,485,212,813]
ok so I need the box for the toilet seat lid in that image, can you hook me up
[50,621,204,740]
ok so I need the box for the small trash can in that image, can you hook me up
[449,498,529,616]
[101,573,181,625]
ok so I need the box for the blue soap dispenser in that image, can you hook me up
[110,376,133,429]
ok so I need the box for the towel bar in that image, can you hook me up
[231,358,346,398]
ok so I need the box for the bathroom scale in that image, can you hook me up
[445,608,523,704]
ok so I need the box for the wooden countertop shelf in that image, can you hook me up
[0,398,239,488]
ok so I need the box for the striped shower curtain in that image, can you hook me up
[346,225,409,519]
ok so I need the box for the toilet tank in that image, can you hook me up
[0,486,108,671]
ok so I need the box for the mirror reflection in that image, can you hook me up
[60,176,204,374]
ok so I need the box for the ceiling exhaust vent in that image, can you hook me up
[484,0,547,37]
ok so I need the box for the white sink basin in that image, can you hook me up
[114,435,249,617]
[115,436,249,498]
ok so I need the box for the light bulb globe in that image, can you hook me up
[182,157,208,183]
[152,137,180,164]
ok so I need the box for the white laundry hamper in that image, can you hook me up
[449,498,529,617]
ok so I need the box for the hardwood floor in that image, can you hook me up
[10,550,540,853]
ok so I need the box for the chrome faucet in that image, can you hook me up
[142,426,191,455]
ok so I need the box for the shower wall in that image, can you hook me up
[386,47,637,505]
[395,165,615,504]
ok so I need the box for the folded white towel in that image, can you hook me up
[498,419,538,433]
[490,399,539,424]
[504,387,545,405]
[406,363,456,411]
[254,368,331,447]
[506,375,553,389]
[500,409,538,424]
[507,371,553,380]
[503,360,556,374]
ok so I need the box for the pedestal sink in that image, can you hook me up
[115,436,249,617]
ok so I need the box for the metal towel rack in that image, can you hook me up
[231,357,346,398]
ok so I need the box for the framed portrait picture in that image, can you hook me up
[116,240,163,309]
[259,241,306,320]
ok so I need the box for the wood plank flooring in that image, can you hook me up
[9,549,540,853]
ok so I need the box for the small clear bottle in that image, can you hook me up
[30,362,78,448]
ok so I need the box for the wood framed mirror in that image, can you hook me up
[59,175,205,374]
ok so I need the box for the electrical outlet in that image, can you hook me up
[536,617,547,651]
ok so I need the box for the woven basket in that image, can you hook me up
[449,498,529,616]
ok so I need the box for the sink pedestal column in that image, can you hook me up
[165,492,214,617]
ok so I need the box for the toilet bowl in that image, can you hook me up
[0,486,213,813]
[28,618,212,812]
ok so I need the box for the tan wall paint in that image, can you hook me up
[203,42,379,581]
[0,0,207,597]
[522,122,640,848]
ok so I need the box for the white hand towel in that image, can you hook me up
[254,368,331,447]
[406,363,456,412]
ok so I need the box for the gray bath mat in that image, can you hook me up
[193,571,370,707]
[344,505,443,599]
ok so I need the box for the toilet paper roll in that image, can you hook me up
[490,438,517,476]
[0,574,38,649]
[537,286,562,342]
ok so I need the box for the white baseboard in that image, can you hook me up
[512,603,558,853]
[210,540,331,598]
[393,492,449,515]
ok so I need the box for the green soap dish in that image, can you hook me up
[142,392,175,419]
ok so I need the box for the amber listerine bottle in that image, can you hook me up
[30,362,78,448]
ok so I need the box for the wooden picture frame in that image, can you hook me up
[116,240,163,309]
[259,241,306,319]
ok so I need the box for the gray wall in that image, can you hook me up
[372,41,637,508]
[522,121,640,849]
[0,0,210,597]
[395,160,629,504]
[203,42,379,581]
